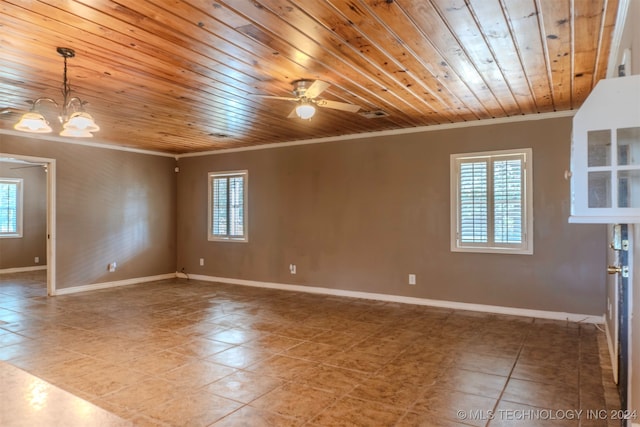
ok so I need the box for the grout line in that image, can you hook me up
[485,320,533,427]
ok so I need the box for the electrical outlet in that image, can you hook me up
[199,258,204,266]
[108,262,117,272]
[408,274,416,285]
[34,256,39,264]
[289,264,296,274]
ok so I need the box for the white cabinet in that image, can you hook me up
[570,75,640,223]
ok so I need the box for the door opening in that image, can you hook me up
[0,153,56,295]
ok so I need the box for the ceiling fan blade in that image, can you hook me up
[250,95,299,102]
[287,107,299,119]
[304,80,330,99]
[316,99,361,113]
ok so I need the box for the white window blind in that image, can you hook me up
[208,171,247,241]
[451,149,532,254]
[0,178,23,238]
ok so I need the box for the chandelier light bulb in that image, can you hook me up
[63,112,100,132]
[60,128,94,137]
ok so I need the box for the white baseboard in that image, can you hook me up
[0,265,47,274]
[178,273,605,324]
[54,273,176,295]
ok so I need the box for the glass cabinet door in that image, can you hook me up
[570,75,640,224]
[581,127,640,216]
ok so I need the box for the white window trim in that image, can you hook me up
[450,148,533,255]
[208,170,248,242]
[0,178,23,239]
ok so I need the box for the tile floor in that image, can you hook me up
[0,271,621,426]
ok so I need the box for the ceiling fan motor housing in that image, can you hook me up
[292,79,314,98]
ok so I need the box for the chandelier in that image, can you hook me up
[14,47,99,137]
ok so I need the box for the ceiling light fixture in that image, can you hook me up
[14,47,99,137]
[295,102,316,120]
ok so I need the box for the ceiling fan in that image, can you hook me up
[251,80,361,120]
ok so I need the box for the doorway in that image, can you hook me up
[0,153,55,295]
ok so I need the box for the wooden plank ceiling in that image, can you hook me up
[0,0,620,154]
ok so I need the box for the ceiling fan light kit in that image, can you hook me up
[294,103,316,120]
[14,47,99,138]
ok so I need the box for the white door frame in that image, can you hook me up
[0,153,56,295]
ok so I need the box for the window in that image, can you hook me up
[450,149,533,254]
[208,170,247,242]
[0,178,23,238]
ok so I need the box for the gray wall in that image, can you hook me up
[0,161,47,269]
[0,134,177,290]
[177,116,607,315]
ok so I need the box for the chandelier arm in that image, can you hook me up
[31,97,58,110]
[65,97,87,111]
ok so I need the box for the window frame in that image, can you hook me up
[450,148,533,255]
[208,170,248,242]
[0,178,23,239]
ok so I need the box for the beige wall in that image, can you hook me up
[177,116,607,315]
[0,134,177,290]
[0,161,47,269]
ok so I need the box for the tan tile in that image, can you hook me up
[274,324,326,340]
[511,360,579,386]
[323,349,388,373]
[309,396,405,426]
[169,336,234,358]
[206,327,262,345]
[453,353,515,377]
[348,376,422,408]
[299,364,368,394]
[283,341,340,361]
[204,370,284,403]
[0,273,619,427]
[412,387,497,427]
[161,359,236,388]
[374,359,441,386]
[308,330,364,348]
[436,368,508,399]
[127,350,194,375]
[102,377,183,412]
[243,333,303,353]
[250,382,336,422]
[64,366,147,398]
[0,332,31,347]
[501,378,579,410]
[205,345,269,368]
[246,354,319,380]
[145,390,242,427]
[0,361,134,427]
[351,336,410,356]
[174,321,227,338]
[212,405,298,426]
